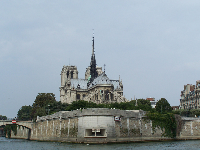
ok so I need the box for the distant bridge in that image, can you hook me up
[0,120,32,129]
[0,120,32,138]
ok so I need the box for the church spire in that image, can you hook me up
[92,36,94,55]
[89,36,98,83]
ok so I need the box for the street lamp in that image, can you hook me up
[46,105,50,115]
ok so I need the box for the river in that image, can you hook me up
[0,137,200,150]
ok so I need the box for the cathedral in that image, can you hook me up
[60,37,128,104]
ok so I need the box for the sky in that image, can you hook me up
[1,1,200,117]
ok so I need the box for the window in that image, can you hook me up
[71,71,73,78]
[85,129,106,137]
[77,94,80,100]
[67,71,69,78]
[105,90,109,100]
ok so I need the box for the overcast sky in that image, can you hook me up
[1,1,200,117]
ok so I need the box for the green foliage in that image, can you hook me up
[145,98,177,138]
[45,101,69,115]
[33,107,47,119]
[146,112,176,138]
[31,93,56,121]
[19,93,153,121]
[0,115,7,120]
[17,105,32,121]
[65,99,152,111]
[137,99,152,111]
[173,109,200,117]
[32,93,56,108]
[156,98,172,113]
[4,124,17,138]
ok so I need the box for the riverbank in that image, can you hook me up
[6,109,200,143]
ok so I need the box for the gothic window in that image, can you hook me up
[83,94,86,98]
[67,71,69,78]
[71,71,73,78]
[77,94,80,100]
[105,90,109,100]
[111,93,113,100]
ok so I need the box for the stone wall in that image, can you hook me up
[30,118,78,141]
[179,117,200,139]
[10,126,30,139]
[8,109,200,143]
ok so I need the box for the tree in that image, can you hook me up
[17,105,32,121]
[0,115,7,120]
[32,93,56,108]
[137,99,152,111]
[156,98,172,113]
[31,93,56,120]
[45,101,69,115]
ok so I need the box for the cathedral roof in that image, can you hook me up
[88,73,121,90]
[71,79,88,89]
[88,73,111,88]
[70,73,121,90]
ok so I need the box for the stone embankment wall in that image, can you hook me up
[10,126,30,139]
[9,108,200,143]
[179,117,200,140]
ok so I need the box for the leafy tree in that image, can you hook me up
[46,101,69,115]
[137,99,152,111]
[0,115,7,120]
[32,93,56,108]
[32,107,47,120]
[156,98,172,113]
[17,105,32,121]
[31,93,56,120]
[66,100,98,111]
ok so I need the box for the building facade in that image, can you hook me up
[146,97,157,108]
[180,80,200,109]
[60,37,128,104]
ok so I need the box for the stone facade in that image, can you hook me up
[180,80,200,109]
[60,37,128,104]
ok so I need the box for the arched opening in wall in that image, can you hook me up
[28,129,31,140]
[67,71,69,78]
[105,90,109,100]
[77,94,80,100]
[71,71,73,79]
[111,93,113,100]
[83,94,86,98]
[0,125,5,137]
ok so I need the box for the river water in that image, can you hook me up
[1,137,200,150]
